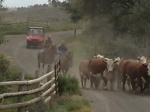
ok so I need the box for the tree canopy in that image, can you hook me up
[64,0,150,38]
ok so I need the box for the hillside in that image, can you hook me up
[0,6,70,21]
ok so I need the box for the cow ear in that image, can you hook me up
[137,56,140,60]
[103,59,107,63]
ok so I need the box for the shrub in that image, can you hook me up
[58,75,81,95]
[0,53,10,81]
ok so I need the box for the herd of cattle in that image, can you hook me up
[79,54,150,94]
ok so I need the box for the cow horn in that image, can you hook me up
[141,77,146,84]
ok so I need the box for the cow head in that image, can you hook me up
[137,56,147,64]
[104,58,117,72]
[114,57,122,65]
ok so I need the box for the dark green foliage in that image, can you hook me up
[58,75,80,95]
[61,1,82,23]
[0,54,10,80]
[68,0,150,39]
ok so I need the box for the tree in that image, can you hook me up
[61,0,82,37]
[70,0,150,47]
[48,0,60,7]
[0,0,5,45]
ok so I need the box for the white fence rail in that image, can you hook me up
[0,60,61,112]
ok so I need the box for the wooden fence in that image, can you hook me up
[0,60,61,112]
[1,17,65,27]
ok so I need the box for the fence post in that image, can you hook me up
[17,73,25,112]
[46,20,49,28]
[58,60,61,75]
[55,60,61,96]
[54,64,57,96]
[47,65,52,83]
[35,70,41,97]
[27,17,29,26]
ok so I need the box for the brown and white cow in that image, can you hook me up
[79,60,90,88]
[116,56,149,91]
[88,58,117,89]
[120,60,150,93]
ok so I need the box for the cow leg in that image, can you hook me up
[110,78,114,90]
[79,70,84,88]
[126,76,132,91]
[122,74,127,91]
[94,76,100,89]
[142,82,149,94]
[80,75,84,88]
[90,75,94,89]
[84,76,87,88]
[139,77,149,94]
[130,80,136,93]
[101,74,107,90]
[133,77,143,93]
[117,74,122,90]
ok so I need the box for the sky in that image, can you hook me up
[3,0,64,8]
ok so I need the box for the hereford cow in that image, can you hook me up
[121,60,150,93]
[101,57,124,90]
[116,56,148,91]
[79,60,90,88]
[88,58,117,89]
[116,59,132,90]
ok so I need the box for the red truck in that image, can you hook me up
[26,26,45,49]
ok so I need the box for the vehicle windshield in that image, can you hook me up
[28,28,44,36]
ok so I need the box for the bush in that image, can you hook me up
[0,53,10,81]
[58,75,81,95]
[0,53,33,93]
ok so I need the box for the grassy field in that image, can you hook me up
[0,5,85,36]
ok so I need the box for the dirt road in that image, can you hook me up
[0,30,150,112]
